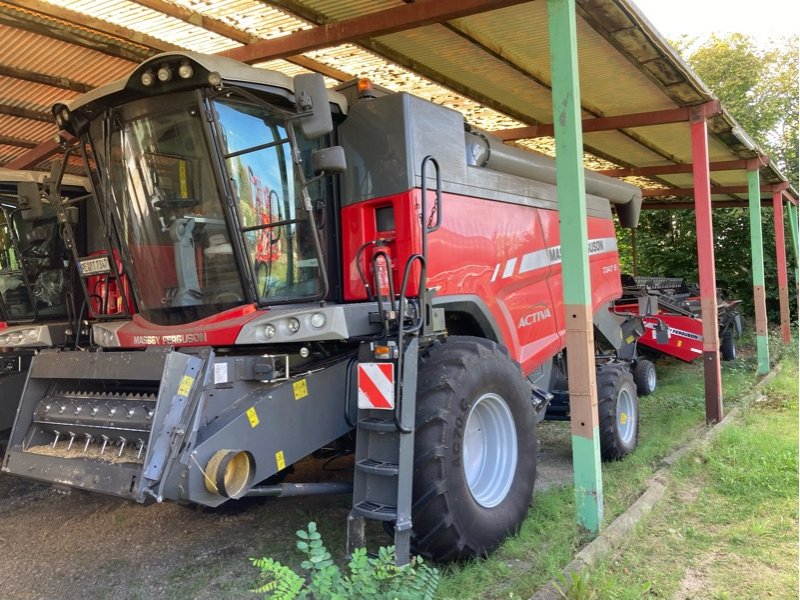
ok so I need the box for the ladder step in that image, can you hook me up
[355,458,399,476]
[358,416,398,432]
[352,500,397,521]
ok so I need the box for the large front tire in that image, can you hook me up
[597,365,639,461]
[412,337,537,562]
[633,359,657,396]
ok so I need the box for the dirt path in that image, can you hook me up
[0,423,573,600]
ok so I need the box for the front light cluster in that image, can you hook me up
[93,327,116,347]
[139,59,213,88]
[0,328,39,347]
[262,312,327,340]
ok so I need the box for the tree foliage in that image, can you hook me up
[626,34,799,321]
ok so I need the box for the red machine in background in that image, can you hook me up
[613,276,742,362]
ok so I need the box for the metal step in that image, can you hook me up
[355,457,399,476]
[352,500,398,521]
[357,416,397,432]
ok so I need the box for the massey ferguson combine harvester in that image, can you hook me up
[3,52,644,562]
[0,169,92,442]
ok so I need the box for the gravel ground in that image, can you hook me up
[0,422,573,600]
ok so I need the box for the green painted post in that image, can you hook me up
[547,0,603,533]
[789,203,799,280]
[748,169,770,373]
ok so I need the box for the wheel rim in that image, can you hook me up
[616,387,636,446]
[462,392,518,508]
[646,367,656,391]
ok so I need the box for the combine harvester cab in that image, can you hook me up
[0,169,93,447]
[5,51,646,561]
[613,276,742,362]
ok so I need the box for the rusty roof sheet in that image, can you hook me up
[0,0,793,202]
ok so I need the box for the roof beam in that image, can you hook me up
[642,185,771,197]
[643,200,774,210]
[128,0,352,82]
[495,101,722,140]
[0,1,154,63]
[0,103,52,122]
[0,135,38,149]
[0,64,93,93]
[222,0,533,64]
[597,157,768,177]
[4,137,61,170]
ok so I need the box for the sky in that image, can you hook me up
[631,0,798,44]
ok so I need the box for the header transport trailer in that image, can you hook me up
[3,52,644,562]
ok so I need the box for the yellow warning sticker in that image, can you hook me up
[179,160,188,198]
[293,379,308,400]
[177,375,194,397]
[246,406,260,428]
[275,450,286,471]
[620,412,628,425]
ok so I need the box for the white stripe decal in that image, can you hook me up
[502,258,517,279]
[490,263,500,282]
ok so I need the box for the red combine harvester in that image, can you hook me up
[613,276,742,362]
[3,52,646,562]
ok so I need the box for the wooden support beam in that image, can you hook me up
[642,185,771,197]
[690,116,723,425]
[221,0,532,64]
[748,169,770,374]
[0,103,52,122]
[0,135,38,149]
[495,101,721,141]
[128,0,352,82]
[642,200,774,210]
[773,191,791,344]
[597,157,768,178]
[548,0,603,534]
[0,64,92,94]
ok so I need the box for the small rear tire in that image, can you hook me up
[597,365,639,461]
[632,359,657,396]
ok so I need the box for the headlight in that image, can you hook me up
[178,61,193,79]
[286,318,300,334]
[263,323,276,340]
[310,312,326,329]
[26,329,38,341]
[141,70,155,86]
[157,65,173,82]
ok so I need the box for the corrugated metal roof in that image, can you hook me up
[0,0,793,204]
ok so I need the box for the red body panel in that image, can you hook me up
[113,304,260,347]
[342,190,621,375]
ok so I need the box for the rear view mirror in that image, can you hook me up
[17,182,43,222]
[311,146,346,175]
[294,73,333,140]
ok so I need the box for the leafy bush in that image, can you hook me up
[252,522,439,600]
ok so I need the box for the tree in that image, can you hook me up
[627,34,798,322]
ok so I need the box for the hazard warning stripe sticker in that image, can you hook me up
[357,362,395,410]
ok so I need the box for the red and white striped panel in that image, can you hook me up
[357,362,395,410]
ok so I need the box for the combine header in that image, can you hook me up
[613,276,742,362]
[4,52,645,563]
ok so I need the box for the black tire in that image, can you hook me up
[632,359,657,396]
[721,332,736,361]
[412,336,537,562]
[597,365,639,461]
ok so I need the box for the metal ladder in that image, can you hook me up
[347,156,442,566]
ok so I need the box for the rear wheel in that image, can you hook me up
[633,359,657,395]
[412,336,537,562]
[597,365,639,461]
[721,332,736,361]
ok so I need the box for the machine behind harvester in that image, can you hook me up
[3,51,650,563]
[613,276,742,362]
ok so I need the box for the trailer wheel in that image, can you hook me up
[721,332,736,361]
[412,336,537,562]
[597,365,639,461]
[632,359,657,395]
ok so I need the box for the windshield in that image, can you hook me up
[0,197,73,322]
[213,95,321,302]
[90,92,246,325]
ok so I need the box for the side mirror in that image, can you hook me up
[294,73,333,140]
[311,146,346,175]
[17,182,43,222]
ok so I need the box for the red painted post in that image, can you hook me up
[690,113,723,424]
[773,188,791,343]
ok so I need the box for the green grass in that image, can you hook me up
[555,337,799,600]
[435,330,796,599]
